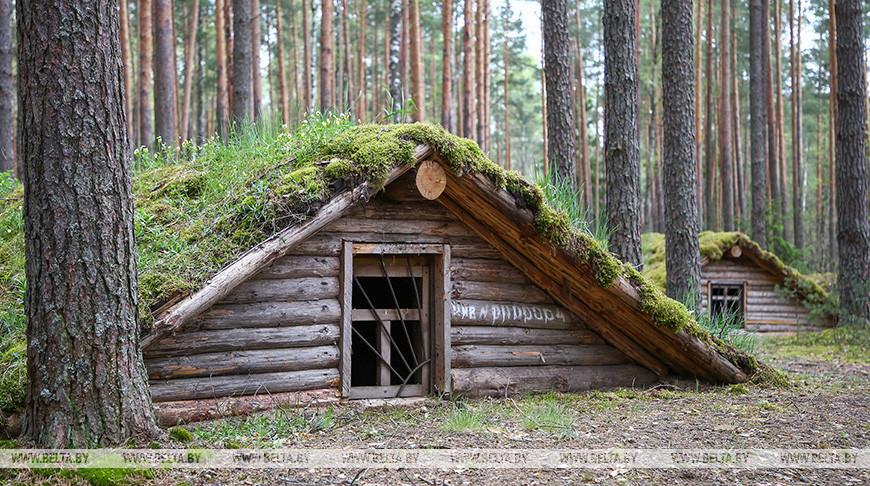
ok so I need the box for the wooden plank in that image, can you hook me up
[451,365,659,397]
[292,232,502,260]
[220,277,339,304]
[146,345,340,379]
[149,368,341,402]
[348,384,426,399]
[141,149,431,351]
[451,257,530,284]
[187,300,341,330]
[351,309,421,321]
[347,198,456,222]
[154,389,339,426]
[433,244,451,393]
[325,218,475,238]
[451,280,552,304]
[451,326,602,346]
[450,299,580,329]
[341,241,353,397]
[254,255,340,279]
[144,325,340,357]
[353,242,445,255]
[452,344,629,368]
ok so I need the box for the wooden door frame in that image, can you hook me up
[340,241,451,398]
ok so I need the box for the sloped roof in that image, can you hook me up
[141,123,768,384]
[642,231,834,319]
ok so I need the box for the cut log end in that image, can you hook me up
[416,160,447,200]
[729,245,742,258]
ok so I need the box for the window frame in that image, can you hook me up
[340,241,451,399]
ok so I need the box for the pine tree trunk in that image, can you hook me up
[153,0,177,146]
[719,0,734,230]
[320,0,334,111]
[593,83,601,218]
[441,0,454,132]
[290,0,300,112]
[0,0,12,172]
[276,1,289,125]
[790,0,804,249]
[409,0,424,121]
[693,0,703,214]
[358,0,367,120]
[215,0,229,139]
[462,0,476,138]
[575,25,591,211]
[543,0,575,187]
[604,0,642,268]
[732,11,745,225]
[483,0,491,151]
[703,0,715,230]
[835,0,870,326]
[388,0,402,120]
[341,0,352,110]
[251,0,261,120]
[118,0,134,151]
[828,0,837,269]
[18,0,159,447]
[750,0,768,248]
[137,0,154,148]
[181,0,200,142]
[302,0,312,113]
[232,0,252,124]
[765,0,781,238]
[775,0,789,241]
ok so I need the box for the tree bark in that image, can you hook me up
[441,0,454,132]
[153,0,177,147]
[718,0,734,230]
[790,0,804,249]
[835,0,870,326]
[302,0,312,113]
[575,17,590,211]
[251,0,261,120]
[137,0,154,148]
[703,0,714,230]
[0,0,13,172]
[357,0,367,120]
[341,0,352,110]
[462,0,476,138]
[215,0,229,139]
[276,0,289,125]
[118,0,134,152]
[604,0,642,268]
[765,0,780,238]
[693,0,703,214]
[388,0,402,121]
[828,0,838,269]
[409,0,424,121]
[320,0,335,111]
[749,0,768,248]
[181,0,200,143]
[661,0,700,307]
[232,0,252,125]
[543,0,576,187]
[18,0,159,446]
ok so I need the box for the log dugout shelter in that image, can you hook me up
[140,138,755,423]
[696,235,835,333]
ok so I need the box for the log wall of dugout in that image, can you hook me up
[145,169,656,402]
[699,255,834,331]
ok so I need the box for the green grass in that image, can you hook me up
[519,401,575,440]
[697,311,758,354]
[757,327,870,363]
[440,402,491,433]
[195,406,334,448]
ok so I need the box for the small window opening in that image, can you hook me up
[709,283,745,320]
[346,253,432,398]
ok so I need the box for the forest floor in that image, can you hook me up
[3,332,870,486]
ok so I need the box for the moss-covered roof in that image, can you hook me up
[642,231,834,319]
[0,121,778,388]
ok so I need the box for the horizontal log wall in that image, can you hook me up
[700,257,833,330]
[146,196,648,402]
[452,365,658,397]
